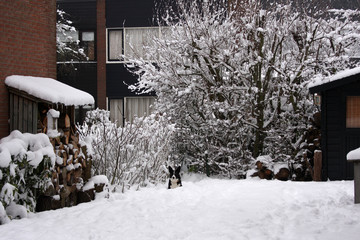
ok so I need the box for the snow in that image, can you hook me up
[1,177,360,240]
[5,202,28,220]
[48,109,60,118]
[309,66,360,89]
[83,175,109,191]
[0,202,10,225]
[0,130,56,168]
[0,183,16,205]
[347,147,360,161]
[5,75,94,106]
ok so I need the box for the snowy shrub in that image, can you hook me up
[77,109,175,190]
[0,131,55,219]
[125,0,360,177]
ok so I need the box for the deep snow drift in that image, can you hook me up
[1,177,359,240]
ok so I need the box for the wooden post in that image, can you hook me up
[354,161,360,204]
[313,150,322,181]
[347,156,360,203]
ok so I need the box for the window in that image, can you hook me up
[347,96,360,128]
[81,31,95,61]
[125,97,156,123]
[125,28,159,59]
[57,30,79,43]
[57,30,96,62]
[110,99,124,126]
[108,29,123,61]
[109,97,156,125]
[107,27,161,62]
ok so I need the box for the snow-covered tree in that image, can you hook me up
[77,109,175,189]
[125,0,360,177]
[56,9,86,62]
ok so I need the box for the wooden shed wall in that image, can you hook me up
[320,81,360,180]
[9,92,38,134]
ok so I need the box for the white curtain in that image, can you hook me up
[110,99,124,126]
[125,97,156,123]
[109,30,123,60]
[125,28,159,59]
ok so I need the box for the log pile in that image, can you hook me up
[36,118,106,212]
[250,158,313,181]
[250,112,321,182]
[36,132,100,212]
[251,161,290,181]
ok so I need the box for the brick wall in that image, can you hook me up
[97,0,107,109]
[0,0,56,138]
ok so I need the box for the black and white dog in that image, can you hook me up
[168,166,182,189]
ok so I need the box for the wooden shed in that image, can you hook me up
[309,67,360,180]
[5,75,94,137]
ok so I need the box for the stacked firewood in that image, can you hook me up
[36,132,107,212]
[251,112,321,181]
[53,135,91,206]
[251,161,290,181]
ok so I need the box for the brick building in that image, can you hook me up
[0,0,57,138]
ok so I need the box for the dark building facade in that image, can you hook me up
[57,0,159,125]
[0,0,57,139]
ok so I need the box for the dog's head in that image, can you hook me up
[168,166,182,189]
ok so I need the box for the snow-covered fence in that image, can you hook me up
[77,109,175,190]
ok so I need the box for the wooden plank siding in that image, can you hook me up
[319,81,360,180]
[322,89,340,179]
[9,92,38,134]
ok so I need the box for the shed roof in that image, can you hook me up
[309,66,360,94]
[5,75,95,106]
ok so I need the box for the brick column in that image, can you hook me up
[46,0,57,80]
[0,0,56,138]
[97,0,107,109]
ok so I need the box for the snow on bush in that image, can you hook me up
[77,109,175,191]
[0,131,55,222]
[0,201,10,225]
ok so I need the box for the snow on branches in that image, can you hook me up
[77,109,175,190]
[124,0,360,177]
[56,9,86,61]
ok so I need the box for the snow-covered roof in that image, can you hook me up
[309,66,360,93]
[5,75,95,106]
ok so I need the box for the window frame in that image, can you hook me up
[109,96,156,126]
[106,26,163,63]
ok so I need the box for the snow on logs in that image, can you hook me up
[37,134,108,211]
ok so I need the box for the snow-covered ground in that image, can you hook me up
[1,176,360,240]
